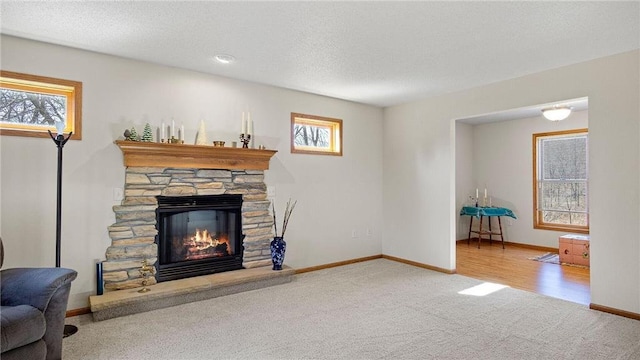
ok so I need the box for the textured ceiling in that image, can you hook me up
[1,1,638,108]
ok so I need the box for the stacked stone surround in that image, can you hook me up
[104,167,274,291]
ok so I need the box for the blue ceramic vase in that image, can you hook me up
[270,236,286,270]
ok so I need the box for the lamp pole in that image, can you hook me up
[48,130,72,267]
[47,129,77,337]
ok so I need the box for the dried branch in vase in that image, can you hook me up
[272,202,278,238]
[281,199,297,236]
[272,198,297,237]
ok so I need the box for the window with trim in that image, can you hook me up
[291,113,342,156]
[0,70,82,139]
[533,129,589,233]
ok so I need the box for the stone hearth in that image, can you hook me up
[90,265,295,321]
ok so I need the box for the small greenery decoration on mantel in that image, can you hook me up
[124,127,140,141]
[272,198,297,238]
[141,123,153,142]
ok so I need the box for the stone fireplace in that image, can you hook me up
[102,141,277,291]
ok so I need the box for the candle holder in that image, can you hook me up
[240,133,251,148]
[161,138,165,143]
[169,136,180,144]
[138,259,154,293]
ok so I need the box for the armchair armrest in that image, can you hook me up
[1,268,77,312]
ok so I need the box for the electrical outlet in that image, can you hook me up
[366,228,372,237]
[113,188,124,201]
[351,230,359,238]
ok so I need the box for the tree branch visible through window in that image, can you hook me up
[0,70,82,139]
[532,129,588,233]
[291,113,342,156]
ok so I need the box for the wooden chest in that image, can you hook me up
[559,234,590,267]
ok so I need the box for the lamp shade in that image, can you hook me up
[55,120,65,135]
[542,106,572,121]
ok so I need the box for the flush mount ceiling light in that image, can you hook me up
[542,106,572,121]
[214,54,236,64]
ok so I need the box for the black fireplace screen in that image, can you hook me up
[156,194,244,282]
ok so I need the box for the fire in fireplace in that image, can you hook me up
[155,194,244,282]
[179,228,231,261]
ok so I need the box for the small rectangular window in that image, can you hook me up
[291,113,342,156]
[533,129,589,233]
[0,70,82,139]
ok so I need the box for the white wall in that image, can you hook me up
[0,35,384,309]
[455,122,474,240]
[460,110,589,247]
[384,50,640,313]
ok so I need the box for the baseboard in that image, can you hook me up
[456,238,558,253]
[382,254,456,274]
[295,255,382,274]
[66,307,91,318]
[590,303,640,321]
[504,241,559,253]
[295,254,456,275]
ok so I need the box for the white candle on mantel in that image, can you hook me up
[161,121,165,140]
[180,124,185,141]
[242,112,246,134]
[484,188,487,199]
[247,112,253,135]
[171,119,175,138]
[476,188,479,199]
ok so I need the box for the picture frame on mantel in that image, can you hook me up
[0,70,82,140]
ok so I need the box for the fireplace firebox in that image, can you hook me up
[155,194,244,282]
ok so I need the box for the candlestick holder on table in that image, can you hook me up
[240,133,251,148]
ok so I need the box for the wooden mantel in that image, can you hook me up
[115,140,277,170]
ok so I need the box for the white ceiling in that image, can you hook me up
[1,1,638,108]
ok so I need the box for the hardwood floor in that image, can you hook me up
[456,240,591,305]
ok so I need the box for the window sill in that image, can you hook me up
[534,224,589,234]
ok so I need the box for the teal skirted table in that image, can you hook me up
[459,206,517,249]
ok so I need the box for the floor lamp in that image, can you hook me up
[48,128,78,338]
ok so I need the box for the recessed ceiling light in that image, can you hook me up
[214,54,236,64]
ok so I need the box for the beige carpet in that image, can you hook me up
[63,259,640,359]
